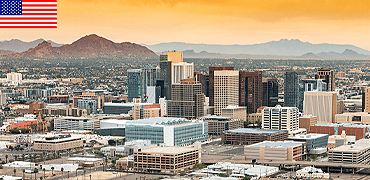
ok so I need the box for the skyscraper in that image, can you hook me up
[303,91,337,124]
[127,69,141,102]
[167,78,205,119]
[239,71,263,113]
[159,55,172,100]
[172,62,194,84]
[262,78,278,107]
[315,68,335,91]
[284,68,306,111]
[363,87,370,112]
[214,70,239,115]
[140,67,160,103]
[209,66,234,106]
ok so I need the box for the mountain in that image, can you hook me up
[0,49,14,56]
[9,34,158,59]
[0,39,63,52]
[298,52,321,59]
[145,39,370,56]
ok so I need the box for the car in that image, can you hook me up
[210,150,214,153]
[112,171,117,174]
[217,145,222,147]
[226,147,231,149]
[203,150,206,152]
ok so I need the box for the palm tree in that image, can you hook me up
[13,168,16,176]
[40,177,43,180]
[22,154,25,161]
[22,169,25,179]
[61,167,64,177]
[5,155,8,163]
[14,155,18,161]
[34,168,38,180]
[51,167,54,176]
[43,168,45,179]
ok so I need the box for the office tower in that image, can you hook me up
[172,62,194,84]
[167,51,183,63]
[284,69,306,111]
[239,71,262,114]
[7,72,22,85]
[301,79,327,92]
[140,67,160,103]
[214,70,239,115]
[194,71,209,97]
[160,55,172,100]
[262,78,278,107]
[315,68,335,91]
[303,91,337,124]
[363,87,370,112]
[167,78,205,119]
[209,67,234,106]
[127,69,142,102]
[77,98,97,114]
[262,105,299,132]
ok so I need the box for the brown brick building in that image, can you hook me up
[221,128,288,145]
[310,125,367,140]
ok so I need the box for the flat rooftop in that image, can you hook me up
[225,128,287,135]
[126,117,192,126]
[248,141,304,148]
[329,139,370,153]
[201,116,233,120]
[34,137,81,143]
[139,146,197,154]
[287,133,328,140]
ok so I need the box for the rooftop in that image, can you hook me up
[34,137,81,143]
[140,146,197,154]
[248,141,304,148]
[126,117,193,126]
[104,103,134,107]
[201,116,233,120]
[287,133,328,140]
[225,128,287,135]
[329,139,370,153]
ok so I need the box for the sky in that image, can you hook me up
[1,0,370,50]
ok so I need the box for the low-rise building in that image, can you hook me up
[103,103,134,114]
[286,133,329,152]
[327,133,356,149]
[329,139,370,164]
[200,116,243,136]
[101,140,155,156]
[248,113,262,124]
[310,123,370,140]
[296,166,329,179]
[54,116,100,131]
[33,136,83,151]
[335,112,370,124]
[299,114,317,133]
[134,146,201,173]
[244,141,307,161]
[221,128,288,145]
[221,106,247,121]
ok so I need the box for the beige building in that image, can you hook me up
[214,70,239,115]
[248,113,262,124]
[166,51,183,63]
[244,141,307,161]
[133,103,160,120]
[33,137,83,151]
[200,116,244,136]
[335,112,370,124]
[299,115,317,133]
[134,146,201,174]
[363,87,370,113]
[329,139,370,164]
[262,105,299,132]
[303,91,337,124]
[221,105,247,121]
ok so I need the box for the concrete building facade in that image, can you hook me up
[213,70,239,115]
[200,116,244,136]
[221,106,247,121]
[262,105,299,132]
[221,128,288,145]
[303,91,337,124]
[244,141,307,161]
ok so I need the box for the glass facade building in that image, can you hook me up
[125,117,208,146]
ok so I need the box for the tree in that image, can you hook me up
[61,167,64,177]
[34,168,38,180]
[43,168,46,179]
[22,169,25,179]
[5,155,8,163]
[51,167,54,176]
[108,139,116,146]
[243,176,251,180]
[40,177,43,180]
[13,168,16,176]
[22,154,25,161]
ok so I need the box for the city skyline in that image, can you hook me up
[1,0,370,51]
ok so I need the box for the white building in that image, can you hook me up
[262,105,299,132]
[172,62,194,83]
[296,166,329,179]
[159,97,167,116]
[7,72,22,85]
[54,117,100,131]
[100,120,128,129]
[214,70,239,115]
[0,94,6,106]
[303,91,337,124]
[77,98,97,114]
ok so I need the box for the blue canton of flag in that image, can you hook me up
[0,0,22,15]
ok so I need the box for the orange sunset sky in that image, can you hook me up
[1,0,370,50]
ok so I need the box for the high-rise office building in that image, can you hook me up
[140,67,160,103]
[262,105,299,132]
[214,70,239,115]
[303,91,337,124]
[262,78,278,107]
[209,67,234,106]
[172,62,194,84]
[127,69,142,102]
[77,98,97,114]
[166,51,183,63]
[167,78,205,119]
[159,54,173,100]
[315,68,335,91]
[239,71,262,114]
[194,71,209,97]
[284,69,306,111]
[301,79,327,92]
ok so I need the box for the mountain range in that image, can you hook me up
[145,39,370,56]
[0,39,63,53]
[5,34,158,59]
